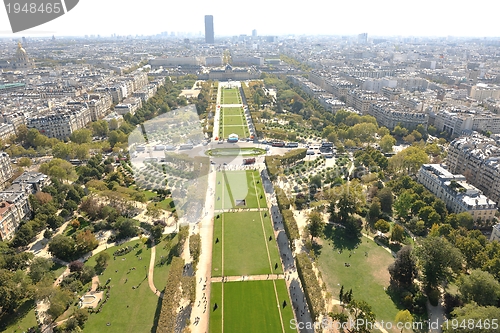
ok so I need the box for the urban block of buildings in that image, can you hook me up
[0,170,50,241]
[417,164,497,222]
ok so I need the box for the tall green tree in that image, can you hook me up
[379,134,396,153]
[306,211,324,242]
[395,310,413,333]
[389,146,429,175]
[391,224,405,243]
[48,235,76,261]
[458,270,500,306]
[330,299,376,333]
[389,245,417,289]
[70,129,92,144]
[443,303,500,333]
[415,236,464,289]
[28,257,54,284]
[393,190,415,221]
[377,187,393,214]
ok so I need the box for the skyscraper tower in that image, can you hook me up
[205,15,214,44]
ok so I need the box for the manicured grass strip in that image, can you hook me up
[221,107,244,116]
[220,88,242,104]
[211,213,223,277]
[221,171,236,211]
[205,148,266,157]
[210,280,294,333]
[215,170,267,210]
[275,279,298,333]
[260,212,282,274]
[218,211,282,277]
[221,116,246,126]
[208,282,223,333]
[221,125,248,139]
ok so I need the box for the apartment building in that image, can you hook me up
[447,133,500,205]
[231,56,264,66]
[0,152,13,189]
[0,172,49,240]
[434,108,500,136]
[0,187,30,241]
[12,172,50,193]
[368,102,428,130]
[491,224,500,242]
[326,80,355,99]
[27,106,92,140]
[87,93,113,121]
[346,90,381,115]
[417,164,497,221]
[0,201,18,241]
[0,123,16,142]
[470,83,500,101]
[115,97,142,116]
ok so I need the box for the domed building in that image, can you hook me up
[11,42,34,70]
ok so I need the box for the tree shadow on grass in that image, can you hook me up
[323,224,361,251]
[150,291,163,333]
[311,241,322,257]
[0,299,35,331]
[384,285,407,312]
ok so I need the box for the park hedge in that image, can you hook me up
[281,209,300,243]
[176,225,189,256]
[189,234,201,269]
[157,256,185,333]
[296,252,324,321]
[274,187,299,242]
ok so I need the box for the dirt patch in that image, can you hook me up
[367,251,391,286]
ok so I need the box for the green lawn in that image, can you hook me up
[221,107,245,116]
[316,225,400,326]
[0,300,37,333]
[220,124,249,139]
[152,234,179,289]
[219,107,248,139]
[209,280,295,333]
[215,170,267,210]
[143,190,158,200]
[221,115,246,126]
[51,262,67,278]
[157,198,175,211]
[212,211,282,277]
[221,89,242,104]
[83,239,165,333]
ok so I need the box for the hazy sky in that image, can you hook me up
[1,0,499,38]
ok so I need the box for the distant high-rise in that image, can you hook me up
[358,33,368,44]
[205,15,214,44]
[252,29,257,37]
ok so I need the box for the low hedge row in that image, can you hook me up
[296,253,324,321]
[157,257,185,333]
[189,234,201,269]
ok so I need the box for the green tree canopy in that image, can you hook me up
[70,128,92,144]
[306,211,324,242]
[415,236,464,289]
[379,134,396,153]
[458,270,500,306]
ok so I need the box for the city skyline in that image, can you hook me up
[1,0,500,38]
